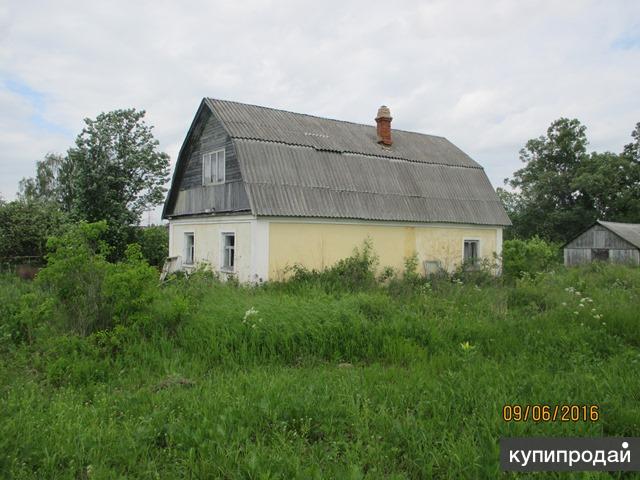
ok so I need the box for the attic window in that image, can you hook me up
[203,149,225,185]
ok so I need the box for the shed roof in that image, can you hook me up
[164,98,511,226]
[597,221,640,249]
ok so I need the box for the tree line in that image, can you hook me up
[1,109,170,265]
[498,118,640,242]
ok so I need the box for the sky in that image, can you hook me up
[1,0,639,223]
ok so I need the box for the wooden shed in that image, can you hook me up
[563,220,640,266]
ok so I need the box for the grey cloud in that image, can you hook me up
[1,0,639,223]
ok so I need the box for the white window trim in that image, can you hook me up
[220,231,236,273]
[462,238,481,263]
[184,232,195,265]
[202,148,226,186]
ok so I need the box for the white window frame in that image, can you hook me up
[462,238,481,265]
[220,231,235,272]
[184,232,195,265]
[202,148,226,186]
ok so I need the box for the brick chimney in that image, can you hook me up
[375,105,393,146]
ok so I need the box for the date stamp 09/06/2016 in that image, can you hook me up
[498,405,640,472]
[502,404,600,423]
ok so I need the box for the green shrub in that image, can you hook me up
[5,293,54,346]
[283,240,379,294]
[91,324,136,357]
[387,253,432,298]
[0,199,68,262]
[453,256,501,286]
[37,222,160,336]
[135,225,168,267]
[37,221,112,335]
[102,244,159,326]
[0,275,32,346]
[502,236,559,279]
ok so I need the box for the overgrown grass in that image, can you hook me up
[1,248,639,478]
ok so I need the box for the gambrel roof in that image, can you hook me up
[163,98,511,226]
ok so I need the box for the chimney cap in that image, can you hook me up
[376,105,392,119]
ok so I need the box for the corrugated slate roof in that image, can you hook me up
[235,140,510,224]
[207,98,481,168]
[598,221,640,249]
[165,98,511,226]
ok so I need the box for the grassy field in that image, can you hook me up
[1,256,639,479]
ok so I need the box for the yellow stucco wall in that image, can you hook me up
[414,226,497,271]
[268,221,500,280]
[170,220,253,280]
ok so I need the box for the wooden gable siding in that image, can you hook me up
[564,224,639,266]
[565,224,635,250]
[169,108,250,216]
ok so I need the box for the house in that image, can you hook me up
[162,99,511,282]
[563,220,640,266]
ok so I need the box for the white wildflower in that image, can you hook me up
[243,307,259,321]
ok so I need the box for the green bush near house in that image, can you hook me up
[502,236,560,279]
[1,227,639,478]
[135,225,169,267]
[36,221,160,336]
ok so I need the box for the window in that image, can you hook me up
[463,240,479,264]
[423,260,441,275]
[592,249,609,262]
[202,149,225,185]
[184,233,195,265]
[221,233,235,271]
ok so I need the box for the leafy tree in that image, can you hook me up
[623,122,640,162]
[135,225,169,267]
[19,109,170,260]
[495,188,524,240]
[68,109,169,223]
[502,118,640,242]
[0,200,67,262]
[18,153,69,207]
[573,151,640,223]
[66,109,170,258]
[504,118,592,242]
